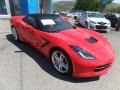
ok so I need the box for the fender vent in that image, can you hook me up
[86,37,98,43]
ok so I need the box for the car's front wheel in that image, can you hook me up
[85,22,89,29]
[50,49,72,74]
[11,27,19,41]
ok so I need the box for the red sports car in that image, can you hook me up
[11,14,115,77]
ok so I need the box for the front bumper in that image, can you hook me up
[89,23,111,31]
[73,61,113,77]
[70,54,115,78]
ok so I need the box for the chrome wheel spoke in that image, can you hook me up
[58,64,63,72]
[52,59,59,65]
[61,63,68,70]
[53,53,59,61]
[12,28,18,40]
[60,53,65,61]
[52,51,69,73]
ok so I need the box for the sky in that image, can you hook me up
[53,0,120,4]
[113,0,120,3]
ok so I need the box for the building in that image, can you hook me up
[0,0,53,31]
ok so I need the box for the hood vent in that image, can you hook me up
[86,37,98,43]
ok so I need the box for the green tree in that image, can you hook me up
[75,0,113,11]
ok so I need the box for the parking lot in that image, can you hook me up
[0,21,120,90]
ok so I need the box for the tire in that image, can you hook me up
[85,22,89,28]
[74,16,77,20]
[11,27,19,41]
[50,49,72,74]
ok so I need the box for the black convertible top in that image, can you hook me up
[23,13,72,32]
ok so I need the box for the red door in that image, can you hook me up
[20,22,48,51]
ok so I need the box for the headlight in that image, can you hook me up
[70,45,96,60]
[89,20,96,24]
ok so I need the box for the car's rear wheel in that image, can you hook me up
[11,27,19,41]
[50,49,72,74]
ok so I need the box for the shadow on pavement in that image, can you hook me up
[6,34,100,83]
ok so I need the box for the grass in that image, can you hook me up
[54,1,75,12]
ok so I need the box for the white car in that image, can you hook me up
[79,11,111,32]
[67,12,80,19]
[72,12,81,19]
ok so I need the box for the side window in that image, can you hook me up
[81,12,86,18]
[83,12,86,18]
[81,12,84,17]
[23,16,38,29]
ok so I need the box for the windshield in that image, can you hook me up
[36,15,73,32]
[87,12,104,18]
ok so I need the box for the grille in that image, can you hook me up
[97,22,107,25]
[96,25,108,29]
[94,62,112,72]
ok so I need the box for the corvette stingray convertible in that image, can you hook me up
[11,14,115,77]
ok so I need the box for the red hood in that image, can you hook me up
[58,28,106,50]
[49,28,114,61]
